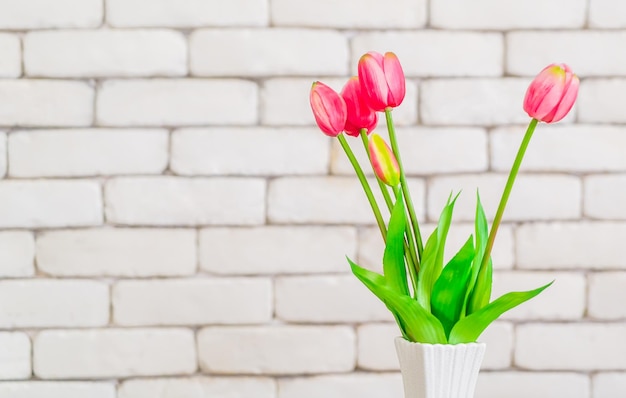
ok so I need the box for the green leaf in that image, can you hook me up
[464,191,490,316]
[448,281,553,344]
[349,257,447,344]
[431,236,475,337]
[468,258,492,314]
[417,193,459,312]
[383,195,408,296]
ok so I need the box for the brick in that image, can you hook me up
[171,128,330,176]
[593,373,626,398]
[420,79,531,125]
[508,32,626,77]
[0,0,102,29]
[352,32,502,77]
[0,382,115,398]
[0,280,108,328]
[113,278,272,326]
[0,232,34,277]
[119,377,276,398]
[0,181,102,228]
[491,125,626,172]
[331,128,488,176]
[357,323,402,371]
[516,323,626,370]
[431,0,585,29]
[0,333,30,380]
[198,326,355,374]
[199,227,357,275]
[272,0,424,28]
[9,129,168,177]
[517,222,626,269]
[278,374,403,398]
[492,272,585,320]
[427,174,581,222]
[589,272,626,320]
[476,372,589,398]
[0,80,93,127]
[478,322,514,370]
[0,34,20,77]
[107,0,267,27]
[579,79,626,123]
[25,30,186,78]
[268,177,425,224]
[590,0,626,27]
[97,79,257,126]
[36,228,196,277]
[105,177,265,226]
[0,132,5,177]
[359,223,515,274]
[34,329,196,379]
[585,175,626,219]
[191,29,347,77]
[261,78,418,127]
[275,276,391,323]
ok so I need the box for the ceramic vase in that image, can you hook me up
[394,337,486,398]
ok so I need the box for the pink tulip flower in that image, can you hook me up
[368,133,400,187]
[358,51,406,112]
[310,81,347,137]
[341,76,378,137]
[523,63,579,123]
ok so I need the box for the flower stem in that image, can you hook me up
[395,186,419,297]
[385,109,424,260]
[481,118,539,270]
[360,129,393,212]
[337,133,387,242]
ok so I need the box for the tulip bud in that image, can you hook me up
[341,76,378,137]
[523,63,579,123]
[368,133,400,187]
[358,51,406,112]
[310,81,347,137]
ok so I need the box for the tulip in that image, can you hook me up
[358,51,406,111]
[310,81,347,137]
[341,77,378,137]
[369,133,400,187]
[523,63,579,123]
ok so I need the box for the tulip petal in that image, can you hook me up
[310,81,347,137]
[341,76,378,136]
[550,74,579,123]
[358,53,389,111]
[383,52,406,108]
[369,133,400,186]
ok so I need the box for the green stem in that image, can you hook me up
[481,118,539,270]
[338,133,387,242]
[395,186,419,297]
[385,109,424,259]
[360,129,393,212]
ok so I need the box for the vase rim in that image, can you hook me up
[394,336,486,348]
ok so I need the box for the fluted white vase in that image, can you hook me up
[394,337,486,398]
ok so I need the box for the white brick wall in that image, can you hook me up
[118,377,276,398]
[0,1,622,397]
[24,30,187,78]
[34,329,196,378]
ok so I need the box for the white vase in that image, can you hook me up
[394,337,486,398]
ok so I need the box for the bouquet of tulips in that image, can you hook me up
[309,53,579,344]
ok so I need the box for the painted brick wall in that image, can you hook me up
[0,0,623,397]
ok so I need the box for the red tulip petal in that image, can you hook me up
[358,53,389,111]
[383,52,406,108]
